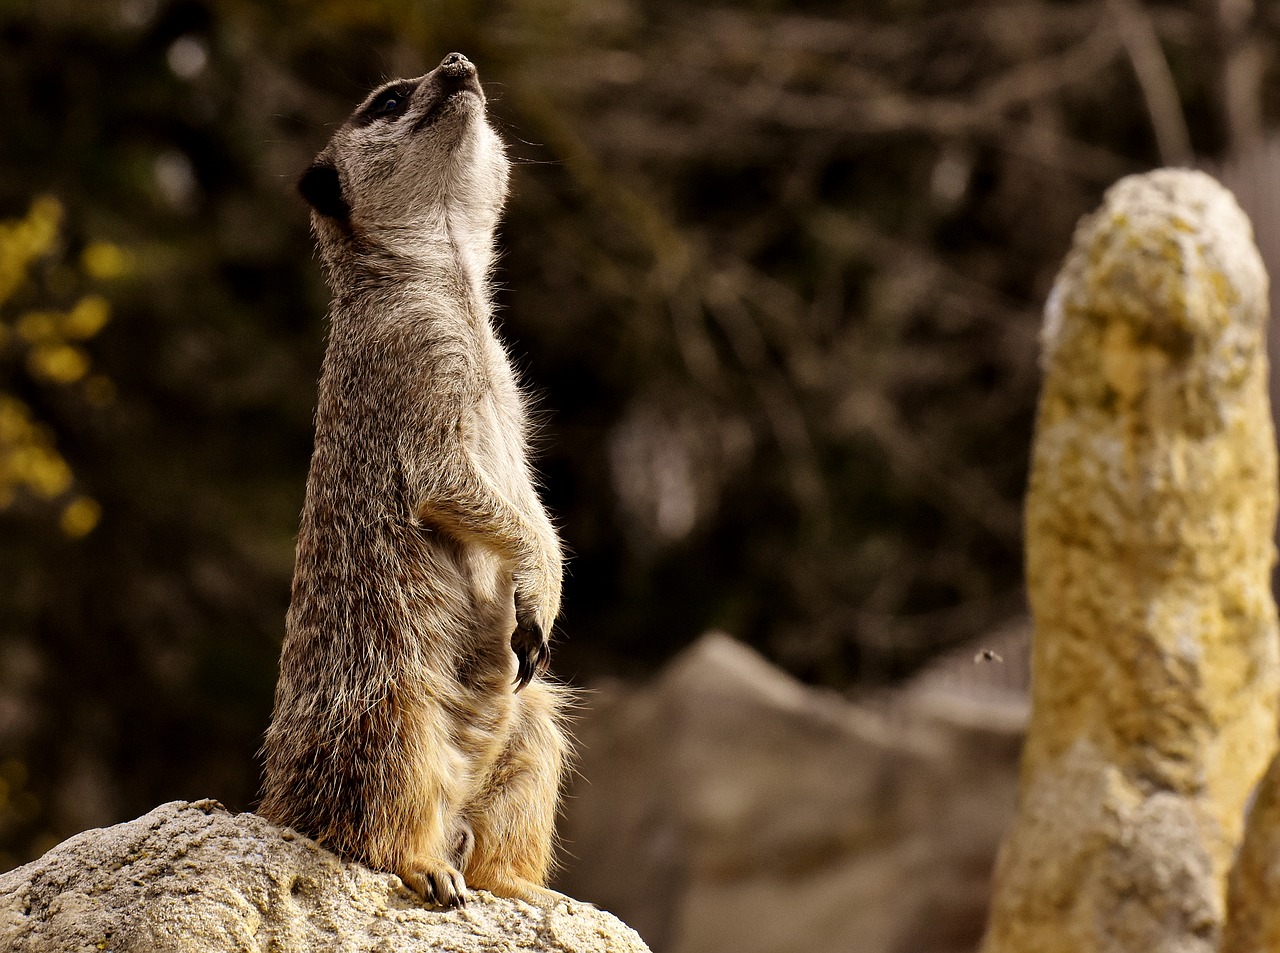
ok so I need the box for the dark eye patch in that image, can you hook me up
[356,84,415,125]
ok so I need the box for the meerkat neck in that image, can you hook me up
[443,205,498,307]
[324,218,496,323]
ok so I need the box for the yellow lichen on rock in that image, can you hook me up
[983,169,1279,953]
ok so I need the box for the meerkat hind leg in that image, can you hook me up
[393,699,473,908]
[463,681,571,906]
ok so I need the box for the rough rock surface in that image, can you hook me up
[0,799,649,953]
[982,169,1280,953]
[554,631,1026,953]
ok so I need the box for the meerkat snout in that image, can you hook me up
[438,52,476,82]
[406,52,484,129]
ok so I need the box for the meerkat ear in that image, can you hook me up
[298,161,350,222]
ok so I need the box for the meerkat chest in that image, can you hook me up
[463,335,529,486]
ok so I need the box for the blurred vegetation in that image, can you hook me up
[1,0,1277,867]
[0,197,116,535]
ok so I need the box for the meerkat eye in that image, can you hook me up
[365,86,412,123]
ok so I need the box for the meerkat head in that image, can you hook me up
[299,53,509,259]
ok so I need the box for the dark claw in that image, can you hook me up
[511,620,549,692]
[405,863,468,909]
[432,868,466,908]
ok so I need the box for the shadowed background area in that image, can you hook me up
[2,1,1280,950]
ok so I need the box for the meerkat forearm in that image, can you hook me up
[397,358,563,630]
[416,453,558,571]
[415,454,561,690]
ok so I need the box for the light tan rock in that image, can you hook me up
[982,169,1280,953]
[0,799,649,953]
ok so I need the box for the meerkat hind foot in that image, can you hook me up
[401,859,469,909]
[480,875,571,908]
[520,883,572,908]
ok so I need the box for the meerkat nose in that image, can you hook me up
[437,53,481,95]
[440,52,474,74]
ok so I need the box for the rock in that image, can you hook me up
[554,632,1025,953]
[0,799,649,953]
[982,169,1280,953]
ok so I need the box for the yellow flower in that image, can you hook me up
[0,197,61,304]
[0,198,116,535]
[81,241,130,281]
[63,295,110,340]
[15,311,59,344]
[0,396,31,439]
[60,496,101,537]
[27,344,90,384]
[12,445,72,498]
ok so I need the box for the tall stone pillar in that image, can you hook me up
[982,169,1279,953]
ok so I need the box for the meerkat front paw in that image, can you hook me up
[511,549,561,690]
[511,609,550,691]
[401,860,469,909]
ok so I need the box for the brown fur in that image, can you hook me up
[259,53,571,907]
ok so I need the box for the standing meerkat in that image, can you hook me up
[259,52,571,908]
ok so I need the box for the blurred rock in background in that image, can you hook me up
[555,632,1027,953]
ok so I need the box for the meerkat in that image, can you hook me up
[259,52,571,909]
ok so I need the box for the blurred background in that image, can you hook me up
[2,1,1280,950]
